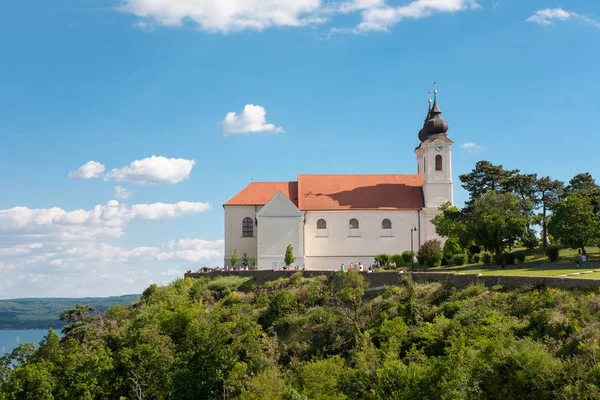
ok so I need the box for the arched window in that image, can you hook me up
[317,219,327,229]
[242,217,253,237]
[435,155,443,171]
[349,218,359,229]
[382,219,392,229]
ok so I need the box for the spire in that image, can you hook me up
[431,79,442,114]
[421,79,449,138]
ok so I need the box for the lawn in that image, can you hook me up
[452,268,600,277]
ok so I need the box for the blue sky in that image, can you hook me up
[1,0,599,298]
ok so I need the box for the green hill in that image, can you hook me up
[3,274,600,398]
[0,294,140,330]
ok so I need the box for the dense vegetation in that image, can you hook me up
[0,295,140,330]
[4,273,600,399]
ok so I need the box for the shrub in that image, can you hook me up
[374,254,390,267]
[443,238,462,259]
[482,252,493,265]
[417,239,443,268]
[522,228,539,250]
[514,251,526,263]
[472,254,481,263]
[402,250,414,264]
[390,254,405,268]
[546,245,560,262]
[468,244,482,255]
[503,252,516,265]
[452,253,468,266]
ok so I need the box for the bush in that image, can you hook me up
[443,238,462,259]
[482,252,493,265]
[417,239,443,268]
[546,245,560,262]
[503,252,516,265]
[401,250,414,264]
[472,254,481,263]
[514,251,526,263]
[389,254,405,268]
[374,254,390,267]
[522,228,539,250]
[468,244,482,255]
[452,253,468,266]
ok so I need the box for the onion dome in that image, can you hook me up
[418,91,432,142]
[422,89,449,137]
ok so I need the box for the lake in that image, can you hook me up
[0,329,52,355]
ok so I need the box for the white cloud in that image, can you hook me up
[118,0,479,34]
[68,161,106,179]
[221,104,284,135]
[119,0,325,33]
[157,238,224,262]
[460,142,484,153]
[0,200,210,246]
[105,156,196,185]
[133,20,155,32]
[114,186,133,199]
[527,8,600,28]
[351,0,481,33]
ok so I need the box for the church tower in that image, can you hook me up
[415,82,454,208]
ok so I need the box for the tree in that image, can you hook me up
[252,258,258,269]
[459,161,518,204]
[548,194,600,255]
[566,173,600,214]
[433,191,529,265]
[284,244,295,266]
[417,239,443,267]
[230,249,239,268]
[536,176,564,247]
[468,191,529,265]
[242,252,250,268]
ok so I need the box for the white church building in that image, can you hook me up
[223,90,454,270]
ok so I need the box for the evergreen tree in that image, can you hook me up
[242,252,250,267]
[284,244,295,266]
[230,249,239,268]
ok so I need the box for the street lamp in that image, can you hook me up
[410,224,418,269]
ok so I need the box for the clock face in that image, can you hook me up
[434,143,443,152]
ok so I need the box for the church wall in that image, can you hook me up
[303,210,421,270]
[223,205,261,266]
[257,217,304,270]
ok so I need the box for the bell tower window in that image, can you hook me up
[435,155,443,171]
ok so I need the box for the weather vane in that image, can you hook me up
[434,79,438,95]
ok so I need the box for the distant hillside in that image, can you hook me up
[0,294,140,330]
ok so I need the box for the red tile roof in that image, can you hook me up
[298,174,424,210]
[224,182,299,207]
[225,175,424,211]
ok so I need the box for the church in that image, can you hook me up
[223,89,454,270]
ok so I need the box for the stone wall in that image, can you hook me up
[184,270,600,291]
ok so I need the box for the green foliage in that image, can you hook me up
[468,244,482,255]
[521,228,539,250]
[374,254,390,267]
[514,251,527,263]
[242,252,250,267]
[482,252,493,265]
[9,274,600,399]
[472,254,481,263]
[402,250,414,264]
[417,239,443,267]
[452,253,468,266]
[549,194,600,254]
[443,238,462,259]
[546,245,560,262]
[231,249,239,267]
[503,252,516,265]
[284,244,296,266]
[389,254,405,268]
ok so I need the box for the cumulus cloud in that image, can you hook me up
[117,0,479,34]
[527,8,600,28]
[105,156,196,185]
[350,0,481,32]
[114,186,133,199]
[68,161,106,179]
[0,238,224,298]
[119,0,325,33]
[221,104,284,135]
[460,142,484,153]
[0,200,211,245]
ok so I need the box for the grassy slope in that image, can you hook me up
[0,294,140,330]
